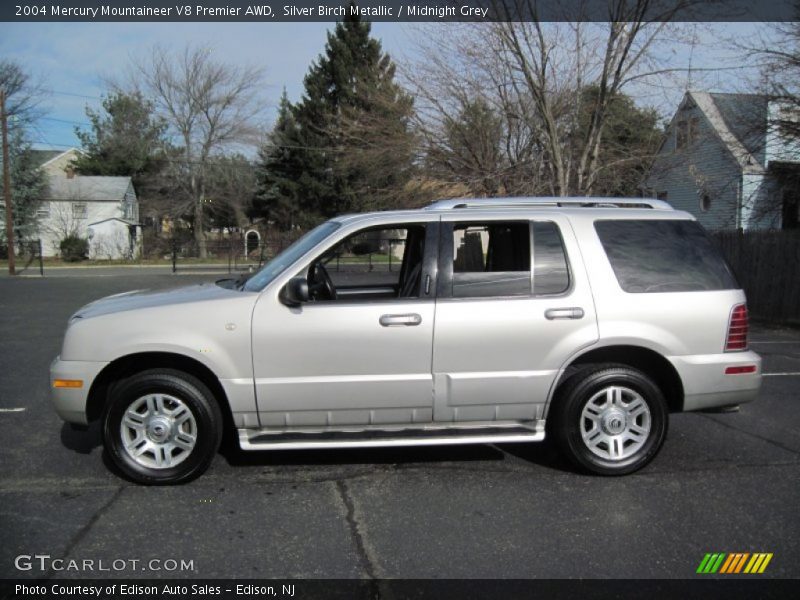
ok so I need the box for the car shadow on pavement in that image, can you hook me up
[219,438,571,473]
[219,442,505,468]
[59,421,102,454]
[497,440,581,474]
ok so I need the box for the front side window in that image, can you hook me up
[243,221,340,292]
[306,224,428,302]
[594,219,738,293]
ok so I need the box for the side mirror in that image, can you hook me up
[280,277,310,307]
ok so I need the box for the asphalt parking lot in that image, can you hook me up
[1,270,799,580]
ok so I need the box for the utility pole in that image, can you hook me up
[0,88,15,275]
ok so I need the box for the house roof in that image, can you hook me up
[44,175,134,202]
[687,91,767,172]
[30,149,66,167]
[710,93,767,157]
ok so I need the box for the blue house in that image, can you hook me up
[645,91,800,230]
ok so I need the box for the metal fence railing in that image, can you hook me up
[167,239,288,274]
[167,236,407,276]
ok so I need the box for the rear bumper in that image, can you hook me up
[50,356,109,425]
[669,350,762,412]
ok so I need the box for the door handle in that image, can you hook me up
[379,313,422,327]
[544,307,585,320]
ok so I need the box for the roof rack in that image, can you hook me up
[424,197,673,211]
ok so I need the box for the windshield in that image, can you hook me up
[243,221,341,292]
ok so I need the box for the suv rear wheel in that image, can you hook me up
[102,369,223,485]
[551,365,668,475]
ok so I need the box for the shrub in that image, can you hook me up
[60,235,89,262]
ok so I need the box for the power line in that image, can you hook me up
[39,116,92,127]
[43,89,104,101]
[28,137,411,155]
[30,140,75,149]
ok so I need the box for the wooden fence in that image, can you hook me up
[713,230,800,325]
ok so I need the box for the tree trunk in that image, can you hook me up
[189,165,207,259]
[194,197,206,259]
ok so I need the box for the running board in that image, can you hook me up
[238,422,545,451]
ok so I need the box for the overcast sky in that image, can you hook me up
[0,21,773,151]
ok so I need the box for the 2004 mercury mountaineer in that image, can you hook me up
[50,197,762,484]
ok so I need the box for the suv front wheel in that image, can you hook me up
[102,369,223,485]
[551,365,668,475]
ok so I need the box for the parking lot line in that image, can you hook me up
[0,408,26,413]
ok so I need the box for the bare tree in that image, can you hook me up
[404,1,690,197]
[722,19,800,227]
[118,46,264,257]
[41,201,82,251]
[204,153,257,231]
[0,60,46,123]
[745,21,800,139]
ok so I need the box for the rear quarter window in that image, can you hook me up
[594,219,738,293]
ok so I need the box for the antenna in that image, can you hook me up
[686,24,698,91]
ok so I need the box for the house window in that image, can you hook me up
[72,203,87,219]
[691,117,699,140]
[676,117,700,150]
[657,191,668,201]
[676,120,688,149]
[778,106,800,139]
[701,194,712,212]
[37,204,50,218]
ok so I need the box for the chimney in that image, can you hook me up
[65,167,75,179]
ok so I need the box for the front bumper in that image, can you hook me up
[50,356,109,425]
[669,350,762,412]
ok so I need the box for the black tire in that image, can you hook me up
[550,365,668,476]
[102,369,223,485]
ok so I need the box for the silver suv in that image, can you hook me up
[50,198,762,484]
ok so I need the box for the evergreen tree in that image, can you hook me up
[204,153,257,231]
[572,86,662,197]
[278,12,415,224]
[427,98,505,197]
[72,91,168,180]
[0,126,46,244]
[252,89,305,229]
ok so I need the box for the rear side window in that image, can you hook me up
[452,222,531,298]
[594,220,737,293]
[447,221,570,298]
[533,221,570,295]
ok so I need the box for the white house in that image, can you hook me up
[645,91,800,231]
[32,149,142,258]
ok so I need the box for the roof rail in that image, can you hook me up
[424,197,674,211]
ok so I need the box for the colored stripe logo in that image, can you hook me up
[697,553,773,574]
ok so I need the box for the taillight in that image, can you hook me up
[725,304,749,351]
[725,365,757,375]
